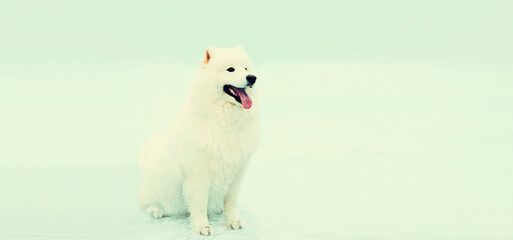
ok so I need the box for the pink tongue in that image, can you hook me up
[233,87,252,109]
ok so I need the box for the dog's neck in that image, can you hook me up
[205,98,258,125]
[185,86,258,120]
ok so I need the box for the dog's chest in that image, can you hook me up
[196,110,258,152]
[196,115,259,170]
[208,123,257,165]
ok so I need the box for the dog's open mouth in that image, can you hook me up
[223,85,252,109]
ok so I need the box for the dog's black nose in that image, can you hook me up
[246,75,257,85]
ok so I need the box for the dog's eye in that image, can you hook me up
[227,67,235,72]
[245,67,248,71]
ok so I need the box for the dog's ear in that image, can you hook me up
[203,49,211,64]
[203,47,216,64]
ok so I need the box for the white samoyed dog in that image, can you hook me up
[138,46,261,236]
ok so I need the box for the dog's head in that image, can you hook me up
[198,46,257,110]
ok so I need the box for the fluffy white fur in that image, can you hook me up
[138,46,261,236]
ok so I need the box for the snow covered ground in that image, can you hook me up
[1,61,512,239]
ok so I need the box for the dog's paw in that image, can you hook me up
[194,225,214,236]
[145,205,164,218]
[226,219,244,230]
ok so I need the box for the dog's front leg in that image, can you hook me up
[224,172,244,230]
[183,176,213,236]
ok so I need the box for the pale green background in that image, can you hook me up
[2,0,512,64]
